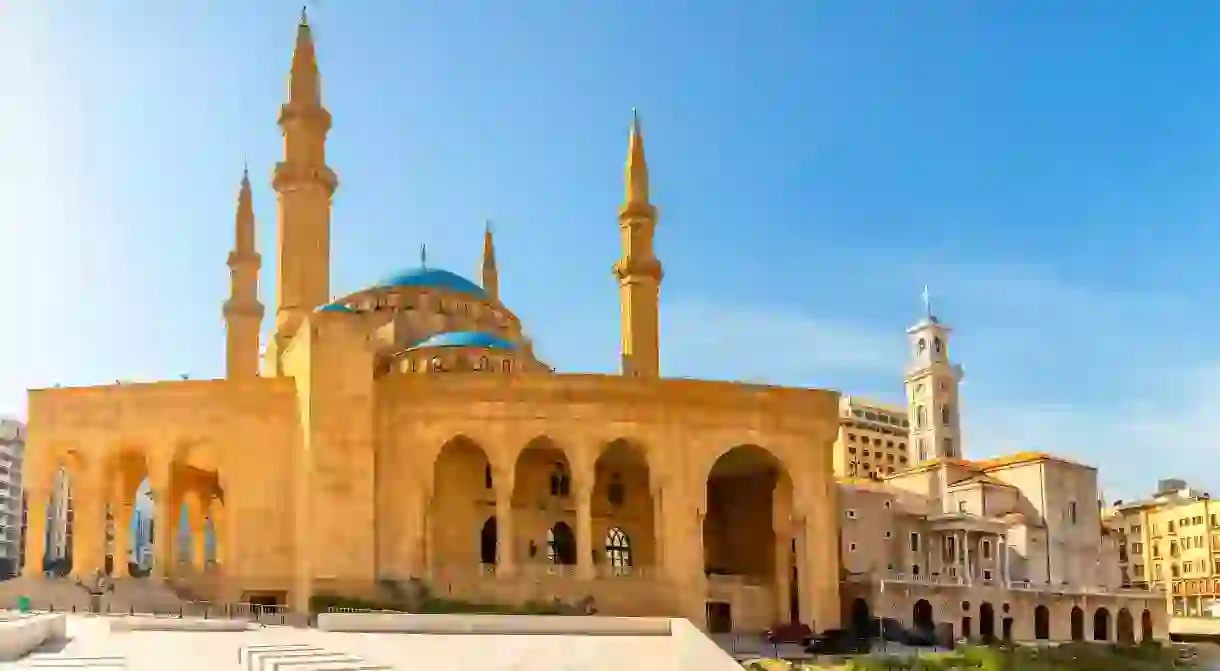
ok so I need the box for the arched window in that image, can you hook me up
[430,357,444,372]
[943,437,954,457]
[478,356,490,371]
[607,473,625,507]
[549,463,571,498]
[917,338,927,354]
[409,358,418,373]
[934,337,943,353]
[941,404,952,427]
[501,360,511,373]
[547,522,576,565]
[915,405,927,429]
[605,527,631,569]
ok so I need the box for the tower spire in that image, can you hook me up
[614,109,663,378]
[481,220,500,302]
[225,166,265,380]
[289,8,321,106]
[625,108,649,206]
[270,12,338,374]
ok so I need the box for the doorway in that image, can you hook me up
[706,601,733,633]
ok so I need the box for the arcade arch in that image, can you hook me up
[593,439,654,574]
[702,444,797,623]
[429,436,493,570]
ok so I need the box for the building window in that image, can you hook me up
[607,473,625,507]
[982,540,992,559]
[1068,502,1078,525]
[910,532,920,553]
[943,437,954,457]
[883,501,891,509]
[912,564,920,576]
[934,337,943,353]
[548,464,571,497]
[983,570,993,581]
[501,360,512,373]
[915,405,927,429]
[941,404,952,427]
[849,543,858,553]
[918,439,927,462]
[846,510,857,520]
[605,527,631,568]
[885,531,892,539]
[484,464,493,489]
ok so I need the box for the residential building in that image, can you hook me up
[0,420,24,577]
[833,397,911,479]
[1104,479,1217,616]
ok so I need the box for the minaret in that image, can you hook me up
[481,221,500,302]
[271,9,338,360]
[904,287,965,463]
[613,110,663,378]
[224,166,265,379]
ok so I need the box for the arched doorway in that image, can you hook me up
[1116,608,1134,644]
[595,439,654,571]
[604,527,631,572]
[1141,609,1153,642]
[702,445,795,620]
[430,436,493,571]
[1093,607,1111,642]
[480,517,497,566]
[1070,606,1084,641]
[979,602,995,642]
[1034,604,1050,640]
[850,598,871,637]
[913,599,934,633]
[547,522,577,565]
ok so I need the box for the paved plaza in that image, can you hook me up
[7,615,698,670]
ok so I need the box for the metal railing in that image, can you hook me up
[11,598,313,628]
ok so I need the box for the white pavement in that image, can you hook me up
[10,615,729,671]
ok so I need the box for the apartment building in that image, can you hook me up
[0,419,24,577]
[1105,478,1218,616]
[834,397,911,479]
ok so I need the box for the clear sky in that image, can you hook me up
[1,2,1218,501]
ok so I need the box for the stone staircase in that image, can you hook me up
[103,578,190,615]
[0,577,93,612]
[240,644,392,671]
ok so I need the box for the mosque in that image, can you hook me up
[18,15,843,631]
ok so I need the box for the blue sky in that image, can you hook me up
[2,2,1219,501]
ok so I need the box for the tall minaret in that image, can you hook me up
[904,287,964,463]
[224,166,264,379]
[271,9,338,359]
[481,221,499,302]
[613,110,663,378]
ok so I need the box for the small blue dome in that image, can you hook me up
[318,303,354,312]
[376,267,488,299]
[407,331,517,351]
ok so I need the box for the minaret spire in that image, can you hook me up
[625,108,649,206]
[481,220,500,302]
[613,110,663,378]
[289,7,321,107]
[225,166,265,380]
[270,12,338,373]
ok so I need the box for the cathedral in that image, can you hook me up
[18,15,843,632]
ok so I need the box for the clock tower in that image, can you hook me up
[904,288,965,463]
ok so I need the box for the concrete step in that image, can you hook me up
[21,654,126,668]
[240,644,392,671]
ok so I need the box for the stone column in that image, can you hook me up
[963,531,972,585]
[149,461,175,580]
[494,473,515,577]
[206,497,225,571]
[773,491,793,624]
[651,485,665,574]
[21,485,48,578]
[112,499,132,578]
[70,467,108,581]
[575,477,595,580]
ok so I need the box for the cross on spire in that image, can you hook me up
[921,285,933,319]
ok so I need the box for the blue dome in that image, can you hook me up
[407,331,517,351]
[376,267,488,299]
[318,303,354,312]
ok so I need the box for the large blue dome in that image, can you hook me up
[376,267,488,299]
[407,331,517,351]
